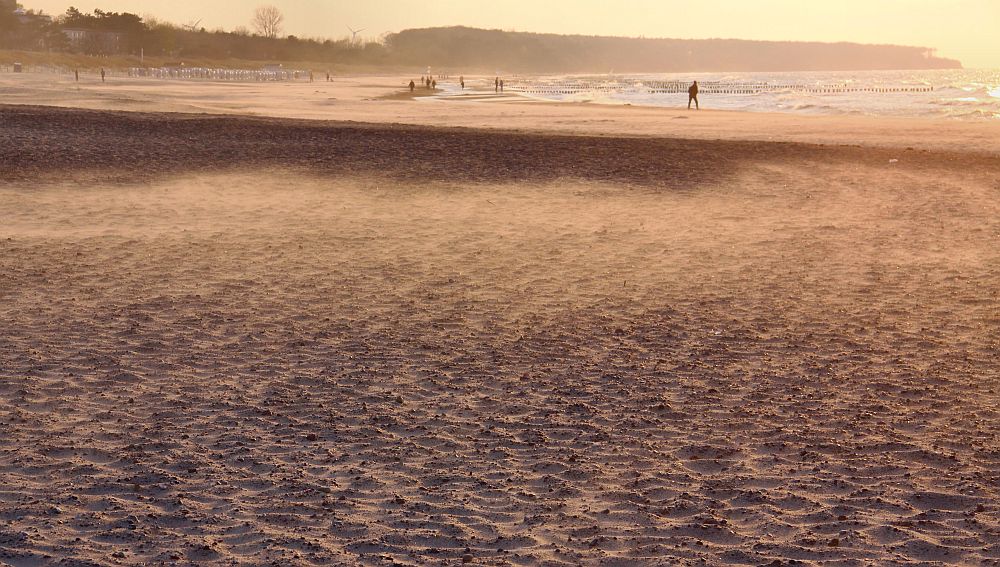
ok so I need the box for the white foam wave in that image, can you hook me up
[493,69,1000,120]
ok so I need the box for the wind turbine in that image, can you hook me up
[347,26,365,44]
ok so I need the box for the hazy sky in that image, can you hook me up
[23,0,1000,68]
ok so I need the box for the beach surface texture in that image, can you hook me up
[1,74,999,566]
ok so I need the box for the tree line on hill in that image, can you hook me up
[385,27,961,72]
[2,1,961,72]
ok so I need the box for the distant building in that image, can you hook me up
[61,28,88,44]
[62,28,125,54]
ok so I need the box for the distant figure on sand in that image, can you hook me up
[431,79,437,89]
[500,79,504,92]
[495,77,499,92]
[409,80,415,92]
[74,69,79,82]
[688,81,699,109]
[100,68,105,83]
[460,75,465,89]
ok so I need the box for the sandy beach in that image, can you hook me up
[4,72,1000,153]
[2,75,1000,566]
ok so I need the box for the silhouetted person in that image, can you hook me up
[460,75,465,89]
[309,71,314,82]
[74,69,79,82]
[495,77,499,92]
[500,79,504,92]
[409,80,415,92]
[688,81,699,109]
[100,68,105,83]
[431,79,437,89]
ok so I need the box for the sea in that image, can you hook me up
[446,69,1000,120]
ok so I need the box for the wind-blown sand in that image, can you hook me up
[1,75,1000,566]
[3,72,1000,153]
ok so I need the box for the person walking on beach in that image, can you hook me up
[495,77,499,92]
[74,69,79,82]
[409,80,415,92]
[431,79,437,89]
[460,75,465,90]
[100,68,106,83]
[500,79,504,92]
[688,80,699,109]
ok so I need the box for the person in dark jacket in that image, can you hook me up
[688,81,699,109]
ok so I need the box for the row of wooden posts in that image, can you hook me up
[506,82,935,96]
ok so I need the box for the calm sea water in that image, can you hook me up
[451,69,1000,120]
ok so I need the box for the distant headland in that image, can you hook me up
[385,27,962,73]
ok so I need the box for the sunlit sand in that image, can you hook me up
[1,74,999,565]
